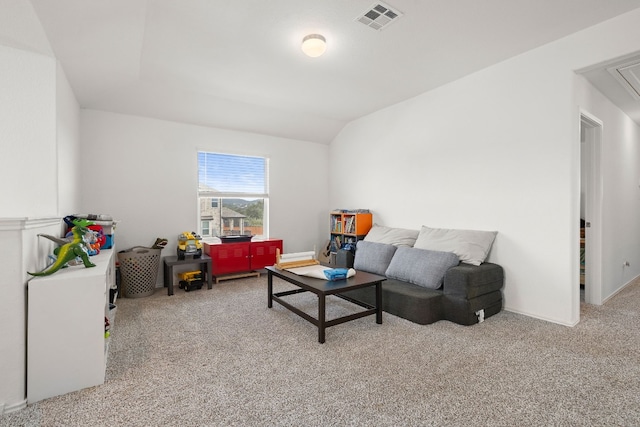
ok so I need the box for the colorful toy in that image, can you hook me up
[177,231,202,260]
[63,215,105,252]
[28,225,96,276]
[178,270,203,292]
[81,228,100,256]
[63,215,94,229]
[152,237,168,250]
[38,234,73,247]
[87,224,106,248]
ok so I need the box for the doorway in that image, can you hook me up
[580,111,603,306]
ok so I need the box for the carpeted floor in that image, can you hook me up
[2,275,640,426]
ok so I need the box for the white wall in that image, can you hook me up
[79,110,329,275]
[575,75,640,301]
[56,61,81,215]
[0,44,56,217]
[330,8,640,326]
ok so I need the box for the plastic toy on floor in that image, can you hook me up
[178,270,203,292]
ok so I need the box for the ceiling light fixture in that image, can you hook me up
[301,34,326,58]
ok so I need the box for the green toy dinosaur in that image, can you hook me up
[28,225,96,276]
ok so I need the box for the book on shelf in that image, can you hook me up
[331,215,342,233]
[345,216,355,234]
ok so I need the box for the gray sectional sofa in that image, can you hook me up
[337,225,504,326]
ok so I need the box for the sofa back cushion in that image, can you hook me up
[385,246,459,289]
[414,226,497,266]
[353,240,397,276]
[363,224,419,247]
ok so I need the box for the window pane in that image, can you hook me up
[201,221,210,236]
[199,197,264,237]
[197,152,268,239]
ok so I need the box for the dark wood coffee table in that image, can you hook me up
[266,266,385,343]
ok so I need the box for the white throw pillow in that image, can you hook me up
[414,226,497,266]
[363,224,419,247]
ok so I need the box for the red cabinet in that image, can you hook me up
[205,239,283,279]
[250,240,283,270]
[208,243,250,276]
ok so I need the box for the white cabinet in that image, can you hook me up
[27,249,115,403]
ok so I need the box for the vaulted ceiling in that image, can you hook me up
[14,1,640,143]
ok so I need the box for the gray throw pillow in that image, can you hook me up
[385,246,459,289]
[353,240,397,276]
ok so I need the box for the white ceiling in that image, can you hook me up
[18,0,640,143]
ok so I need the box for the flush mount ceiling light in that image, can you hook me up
[301,34,326,58]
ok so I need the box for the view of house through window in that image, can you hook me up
[197,152,268,238]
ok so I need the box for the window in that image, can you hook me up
[201,221,210,236]
[197,152,269,238]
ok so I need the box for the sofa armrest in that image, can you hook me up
[444,262,504,299]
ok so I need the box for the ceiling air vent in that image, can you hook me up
[356,2,403,31]
[608,59,640,101]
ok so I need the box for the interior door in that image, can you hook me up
[580,112,603,306]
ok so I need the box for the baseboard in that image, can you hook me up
[508,274,640,326]
[602,273,640,304]
[503,307,579,327]
[0,398,27,415]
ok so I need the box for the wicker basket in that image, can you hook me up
[117,246,161,298]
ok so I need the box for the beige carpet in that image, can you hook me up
[3,275,640,426]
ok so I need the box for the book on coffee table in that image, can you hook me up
[285,264,356,280]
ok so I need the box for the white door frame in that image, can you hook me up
[580,110,603,306]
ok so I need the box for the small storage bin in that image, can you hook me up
[117,246,160,298]
[220,235,252,243]
[103,234,115,249]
